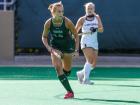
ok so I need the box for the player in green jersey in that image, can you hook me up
[42,1,79,99]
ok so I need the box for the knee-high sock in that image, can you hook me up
[58,74,73,93]
[82,62,93,80]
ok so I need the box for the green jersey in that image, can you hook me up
[49,17,75,53]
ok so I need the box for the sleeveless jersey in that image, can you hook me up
[49,17,75,53]
[81,16,99,50]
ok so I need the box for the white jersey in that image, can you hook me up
[81,16,99,50]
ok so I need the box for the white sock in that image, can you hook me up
[83,62,93,81]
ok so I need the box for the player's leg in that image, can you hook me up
[62,53,72,76]
[51,52,63,75]
[77,70,84,84]
[51,53,74,99]
[91,49,98,68]
[76,47,93,84]
[76,43,87,84]
[61,53,74,98]
[82,48,98,84]
[82,48,94,82]
[77,47,97,84]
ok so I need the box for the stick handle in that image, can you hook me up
[78,32,92,36]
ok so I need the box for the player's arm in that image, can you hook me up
[65,17,79,51]
[75,16,84,33]
[94,13,104,33]
[42,19,52,52]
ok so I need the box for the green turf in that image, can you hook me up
[0,67,140,105]
[0,67,140,79]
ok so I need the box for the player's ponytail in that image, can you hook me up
[48,4,53,11]
[48,1,63,16]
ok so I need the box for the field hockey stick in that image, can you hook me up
[78,32,92,36]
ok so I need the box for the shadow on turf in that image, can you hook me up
[97,84,140,87]
[55,93,140,104]
[74,98,140,104]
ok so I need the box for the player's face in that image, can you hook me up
[54,6,64,19]
[86,4,95,16]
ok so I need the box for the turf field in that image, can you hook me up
[0,67,140,105]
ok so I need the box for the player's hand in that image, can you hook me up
[72,50,79,57]
[51,48,63,59]
[92,12,97,16]
[47,46,52,53]
[93,12,100,19]
[53,49,62,56]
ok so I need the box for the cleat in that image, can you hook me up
[64,92,74,99]
[76,71,84,84]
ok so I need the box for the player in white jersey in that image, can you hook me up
[75,2,104,85]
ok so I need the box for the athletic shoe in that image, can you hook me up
[82,79,94,85]
[64,92,74,99]
[76,71,84,84]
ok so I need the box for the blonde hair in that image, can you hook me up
[84,2,95,9]
[48,1,63,15]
